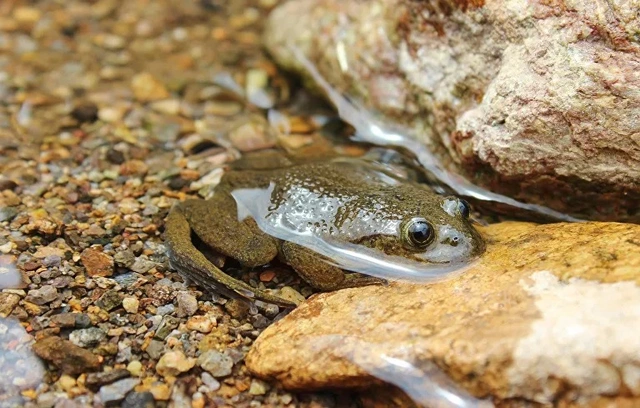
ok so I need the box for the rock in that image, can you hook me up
[96,290,123,311]
[249,379,270,395]
[131,72,170,102]
[69,327,107,348]
[227,116,277,152]
[122,391,156,408]
[86,368,131,390]
[81,248,114,277]
[198,350,234,378]
[265,0,640,222]
[25,285,58,305]
[0,207,19,222]
[71,103,99,123]
[155,350,196,377]
[224,298,250,320]
[99,378,140,404]
[32,336,101,375]
[186,315,215,334]
[0,293,20,317]
[175,291,198,317]
[122,297,139,314]
[247,222,640,405]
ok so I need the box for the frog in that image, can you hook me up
[164,151,485,308]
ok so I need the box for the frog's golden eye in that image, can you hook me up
[401,217,435,249]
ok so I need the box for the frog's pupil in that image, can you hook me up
[458,199,470,219]
[409,221,432,245]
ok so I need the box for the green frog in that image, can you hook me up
[164,151,485,308]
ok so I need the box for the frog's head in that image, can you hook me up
[359,194,485,265]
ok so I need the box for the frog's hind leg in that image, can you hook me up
[181,194,278,267]
[164,202,295,308]
[279,241,386,291]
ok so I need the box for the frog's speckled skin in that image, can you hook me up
[165,152,485,307]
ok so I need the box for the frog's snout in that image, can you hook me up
[440,228,462,247]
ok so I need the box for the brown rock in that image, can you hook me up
[131,72,170,102]
[81,248,114,277]
[247,222,640,406]
[32,336,101,375]
[265,0,640,222]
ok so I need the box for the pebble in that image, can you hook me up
[32,336,101,375]
[122,296,139,313]
[248,379,270,395]
[0,293,20,317]
[131,72,170,102]
[150,99,181,115]
[81,248,114,277]
[279,286,306,305]
[98,107,126,123]
[186,315,215,334]
[96,290,123,311]
[227,119,277,152]
[130,256,155,273]
[69,327,107,348]
[224,298,250,320]
[155,350,196,377]
[71,103,99,123]
[122,391,156,408]
[25,285,58,305]
[126,360,143,377]
[0,207,19,222]
[175,291,198,317]
[200,372,220,391]
[148,382,171,400]
[86,368,131,389]
[99,377,140,404]
[197,350,233,378]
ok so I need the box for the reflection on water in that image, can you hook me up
[0,317,45,406]
[311,335,492,408]
[0,261,25,291]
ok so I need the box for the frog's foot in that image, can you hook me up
[164,203,296,308]
[280,241,387,291]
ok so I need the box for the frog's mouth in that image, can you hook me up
[416,225,479,264]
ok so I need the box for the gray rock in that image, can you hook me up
[0,207,19,222]
[122,391,155,408]
[99,378,140,404]
[25,285,58,305]
[114,250,135,268]
[69,327,106,348]
[197,350,233,378]
[96,290,123,311]
[175,291,198,317]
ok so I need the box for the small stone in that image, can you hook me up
[106,148,126,165]
[0,207,19,222]
[279,286,306,305]
[250,314,270,329]
[130,256,155,273]
[155,350,196,377]
[71,103,99,123]
[50,313,81,328]
[248,379,270,395]
[114,251,136,268]
[200,372,220,391]
[0,293,20,317]
[25,285,58,305]
[58,374,76,392]
[122,297,139,314]
[32,336,101,375]
[150,99,181,115]
[81,248,114,277]
[94,34,126,50]
[99,378,140,404]
[96,290,123,311]
[42,254,61,267]
[131,72,170,102]
[197,350,233,378]
[148,382,171,400]
[119,160,148,177]
[192,392,205,408]
[186,315,215,334]
[259,270,276,282]
[144,339,164,360]
[86,368,131,390]
[13,7,41,24]
[175,291,198,317]
[126,360,143,377]
[224,298,250,320]
[123,391,155,408]
[227,118,276,152]
[98,107,126,123]
[0,241,14,253]
[69,327,106,348]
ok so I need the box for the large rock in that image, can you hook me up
[264,0,640,222]
[246,222,640,406]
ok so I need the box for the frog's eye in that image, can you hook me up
[457,199,470,219]
[401,217,435,249]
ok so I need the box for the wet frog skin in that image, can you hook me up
[165,153,485,307]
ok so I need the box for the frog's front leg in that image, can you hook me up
[181,194,278,267]
[164,198,296,308]
[279,241,386,291]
